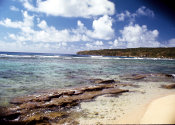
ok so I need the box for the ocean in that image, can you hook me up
[0,51,175,106]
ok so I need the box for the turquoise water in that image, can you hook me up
[0,52,175,105]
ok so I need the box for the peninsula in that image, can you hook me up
[77,47,175,59]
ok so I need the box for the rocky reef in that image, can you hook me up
[161,83,175,89]
[120,73,175,82]
[0,82,129,124]
[1,73,174,124]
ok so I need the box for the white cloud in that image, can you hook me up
[0,9,115,53]
[0,11,34,32]
[37,20,47,29]
[85,40,104,50]
[4,15,114,43]
[9,34,16,39]
[87,15,114,40]
[94,41,104,46]
[136,6,154,17]
[0,41,23,52]
[116,11,132,21]
[108,41,113,45]
[111,24,161,48]
[8,20,90,43]
[10,6,19,11]
[116,6,154,22]
[167,38,175,47]
[112,39,127,48]
[85,43,93,48]
[0,11,114,44]
[77,20,84,28]
[22,0,115,18]
[0,40,70,53]
[0,11,91,43]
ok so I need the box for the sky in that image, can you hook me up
[0,0,175,54]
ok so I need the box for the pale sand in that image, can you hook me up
[118,94,175,124]
[140,94,175,124]
[78,81,175,124]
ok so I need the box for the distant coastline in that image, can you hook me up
[77,47,175,59]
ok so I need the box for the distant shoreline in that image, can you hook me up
[77,47,175,59]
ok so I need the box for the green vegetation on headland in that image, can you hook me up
[77,47,175,59]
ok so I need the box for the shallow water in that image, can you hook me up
[0,52,175,106]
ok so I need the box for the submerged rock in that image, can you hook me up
[161,83,175,89]
[165,74,175,78]
[132,75,146,80]
[90,78,116,84]
[120,73,175,82]
[124,74,146,80]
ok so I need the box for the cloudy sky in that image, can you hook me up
[0,0,175,53]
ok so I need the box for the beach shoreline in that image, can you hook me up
[116,93,175,124]
[1,72,175,124]
[78,79,175,124]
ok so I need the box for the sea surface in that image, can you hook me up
[0,51,175,106]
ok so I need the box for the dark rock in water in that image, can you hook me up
[165,74,175,78]
[98,79,115,84]
[161,83,175,89]
[121,73,175,82]
[0,107,21,121]
[121,74,146,81]
[131,74,146,80]
[89,78,103,83]
[0,83,129,124]
[90,78,116,84]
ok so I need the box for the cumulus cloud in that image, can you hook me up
[0,11,114,43]
[136,6,154,17]
[0,6,115,53]
[0,11,32,28]
[94,41,104,46]
[87,15,114,40]
[85,41,104,50]
[110,24,161,48]
[116,6,154,22]
[7,19,90,43]
[22,0,115,18]
[0,11,34,33]
[116,11,132,21]
[10,6,19,11]
[0,11,89,43]
[167,38,175,47]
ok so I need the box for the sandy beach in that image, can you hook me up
[78,80,175,124]
[140,94,175,124]
[117,94,175,124]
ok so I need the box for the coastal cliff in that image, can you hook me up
[77,47,175,58]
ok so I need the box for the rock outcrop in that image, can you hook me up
[89,79,116,84]
[0,83,129,124]
[161,83,175,89]
[120,73,175,82]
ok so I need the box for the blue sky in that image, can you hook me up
[0,0,175,54]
